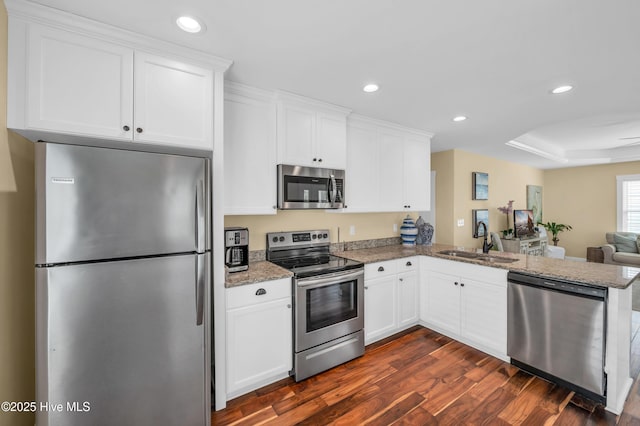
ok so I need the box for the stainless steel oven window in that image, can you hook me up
[306,280,357,332]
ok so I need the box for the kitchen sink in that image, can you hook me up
[437,249,518,264]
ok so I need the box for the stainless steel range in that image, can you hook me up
[266,230,365,381]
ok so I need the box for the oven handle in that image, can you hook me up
[296,269,364,288]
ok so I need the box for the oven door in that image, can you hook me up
[278,164,345,209]
[294,268,364,352]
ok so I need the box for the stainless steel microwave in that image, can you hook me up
[277,164,345,209]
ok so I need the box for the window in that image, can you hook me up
[617,174,640,232]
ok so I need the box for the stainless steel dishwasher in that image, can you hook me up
[507,271,607,403]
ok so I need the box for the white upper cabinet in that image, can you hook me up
[403,135,431,210]
[7,4,229,151]
[276,92,350,170]
[133,53,213,149]
[23,24,134,140]
[224,82,278,215]
[346,115,432,212]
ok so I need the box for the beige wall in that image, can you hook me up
[432,149,544,249]
[0,2,36,425]
[225,211,410,251]
[544,161,640,258]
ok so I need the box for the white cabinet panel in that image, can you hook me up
[378,131,404,210]
[25,24,133,139]
[226,278,292,398]
[11,20,215,151]
[316,112,347,169]
[460,278,507,354]
[345,115,432,212]
[364,275,397,344]
[224,84,277,215]
[426,270,460,335]
[346,125,379,211]
[403,136,431,211]
[421,257,508,358]
[276,94,349,169]
[134,53,213,149]
[398,270,419,328]
[278,103,315,166]
[364,257,420,345]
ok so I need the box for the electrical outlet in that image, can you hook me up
[457,219,464,227]
[349,225,356,235]
[393,223,398,233]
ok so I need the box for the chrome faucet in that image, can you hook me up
[475,221,493,253]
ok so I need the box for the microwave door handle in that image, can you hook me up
[329,174,337,203]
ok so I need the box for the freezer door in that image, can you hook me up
[36,253,209,426]
[36,143,210,264]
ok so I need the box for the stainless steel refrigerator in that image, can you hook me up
[35,142,211,426]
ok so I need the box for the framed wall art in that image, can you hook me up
[526,185,543,225]
[472,209,489,238]
[472,172,488,200]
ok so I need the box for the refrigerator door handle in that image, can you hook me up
[195,180,205,253]
[196,255,205,326]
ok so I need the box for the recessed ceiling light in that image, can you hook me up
[551,85,573,94]
[453,116,467,122]
[363,84,379,93]
[176,16,204,33]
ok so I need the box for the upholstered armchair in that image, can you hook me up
[602,232,640,267]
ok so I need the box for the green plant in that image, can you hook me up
[538,221,573,246]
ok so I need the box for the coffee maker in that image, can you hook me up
[224,227,249,272]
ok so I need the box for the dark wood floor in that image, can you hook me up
[212,313,640,425]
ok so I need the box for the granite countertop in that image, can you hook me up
[334,243,640,290]
[225,243,640,290]
[225,261,292,288]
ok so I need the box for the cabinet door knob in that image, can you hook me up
[255,288,266,296]
[318,158,322,162]
[406,261,412,266]
[312,158,317,162]
[378,266,384,272]
[399,278,403,282]
[136,127,143,133]
[454,281,459,286]
[123,125,130,131]
[287,304,291,309]
[460,283,465,287]
[364,286,369,290]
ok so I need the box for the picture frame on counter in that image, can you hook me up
[472,172,489,200]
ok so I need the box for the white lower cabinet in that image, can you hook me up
[364,257,419,344]
[226,278,292,398]
[420,257,508,359]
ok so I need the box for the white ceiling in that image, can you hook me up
[23,0,640,169]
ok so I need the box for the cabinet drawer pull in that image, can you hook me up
[136,127,143,133]
[255,288,267,296]
[406,261,412,266]
[378,266,384,272]
[122,125,130,131]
